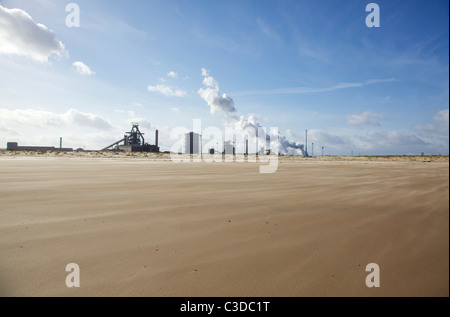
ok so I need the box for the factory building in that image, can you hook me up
[185,132,201,154]
[6,141,73,151]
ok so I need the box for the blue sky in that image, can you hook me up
[0,0,448,155]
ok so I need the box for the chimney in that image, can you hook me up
[305,129,308,157]
[155,130,159,147]
[60,137,62,149]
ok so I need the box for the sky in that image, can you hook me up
[0,0,448,155]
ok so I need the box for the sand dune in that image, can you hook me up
[0,153,448,296]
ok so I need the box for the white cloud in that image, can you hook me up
[147,85,187,97]
[0,108,61,127]
[285,129,294,139]
[346,111,385,126]
[167,71,178,78]
[414,109,449,154]
[0,108,113,130]
[368,131,427,147]
[352,131,428,155]
[63,109,112,130]
[309,130,347,146]
[236,78,397,96]
[170,107,181,113]
[124,117,152,131]
[415,109,449,134]
[0,5,65,62]
[126,110,137,118]
[433,109,449,123]
[415,109,449,135]
[285,127,443,156]
[72,61,96,75]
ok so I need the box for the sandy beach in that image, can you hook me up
[0,152,448,297]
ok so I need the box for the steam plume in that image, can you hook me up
[198,68,306,155]
[198,68,236,115]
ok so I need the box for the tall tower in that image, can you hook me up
[185,132,200,154]
[305,129,308,157]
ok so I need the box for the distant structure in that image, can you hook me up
[223,140,235,155]
[305,129,309,157]
[185,132,201,154]
[6,141,73,151]
[101,123,160,152]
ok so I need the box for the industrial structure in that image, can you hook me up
[101,123,160,152]
[6,140,73,151]
[185,132,201,154]
[223,140,236,155]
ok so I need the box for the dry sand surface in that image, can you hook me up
[0,151,448,297]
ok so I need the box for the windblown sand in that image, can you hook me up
[0,153,448,297]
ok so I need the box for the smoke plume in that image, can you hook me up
[198,68,306,155]
[198,68,236,115]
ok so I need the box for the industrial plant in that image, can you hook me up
[6,138,73,152]
[101,123,160,153]
[5,123,312,156]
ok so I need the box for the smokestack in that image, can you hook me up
[60,137,62,149]
[305,130,308,157]
[155,130,159,147]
